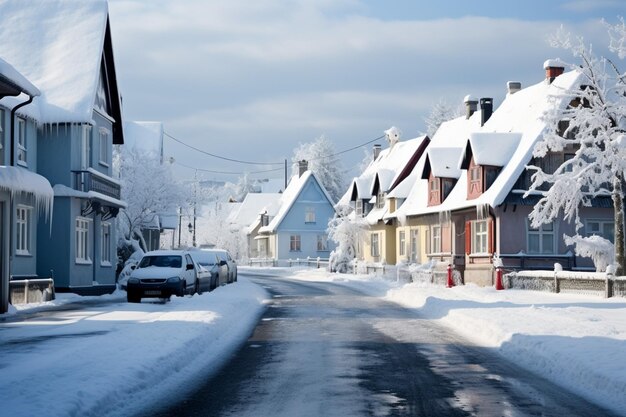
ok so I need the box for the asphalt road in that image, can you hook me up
[142,273,618,417]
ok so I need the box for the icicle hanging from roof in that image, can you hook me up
[0,166,54,222]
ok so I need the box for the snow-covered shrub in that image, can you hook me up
[328,204,366,273]
[563,234,615,272]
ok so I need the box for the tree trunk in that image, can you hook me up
[613,175,625,276]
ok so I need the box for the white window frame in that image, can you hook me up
[355,199,363,216]
[527,220,555,254]
[371,233,380,257]
[376,190,385,209]
[399,231,406,257]
[317,234,328,251]
[585,219,614,243]
[305,206,315,223]
[99,127,110,167]
[82,125,92,169]
[76,217,92,263]
[101,222,111,266]
[17,117,27,166]
[431,225,442,254]
[472,220,489,254]
[16,205,32,255]
[290,235,301,252]
[410,229,419,262]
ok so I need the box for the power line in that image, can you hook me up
[164,131,284,166]
[173,160,284,175]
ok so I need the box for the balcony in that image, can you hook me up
[72,169,121,200]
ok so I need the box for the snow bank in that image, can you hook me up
[0,279,268,417]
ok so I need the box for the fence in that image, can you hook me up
[9,276,55,304]
[244,258,277,267]
[287,257,329,269]
[504,270,626,298]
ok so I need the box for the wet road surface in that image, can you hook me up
[141,274,617,417]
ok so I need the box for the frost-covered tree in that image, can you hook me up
[292,136,345,203]
[115,147,187,252]
[328,204,367,272]
[424,98,462,137]
[527,19,626,273]
[224,173,258,202]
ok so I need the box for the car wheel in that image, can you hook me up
[127,292,140,303]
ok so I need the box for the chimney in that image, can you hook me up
[298,160,308,177]
[373,144,382,161]
[507,81,521,95]
[464,95,478,119]
[480,98,493,126]
[544,59,565,84]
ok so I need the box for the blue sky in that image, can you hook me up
[109,0,625,187]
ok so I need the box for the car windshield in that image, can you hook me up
[138,255,182,269]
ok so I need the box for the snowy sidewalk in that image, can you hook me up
[277,267,626,416]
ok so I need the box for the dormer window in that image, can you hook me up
[356,199,363,216]
[428,177,440,206]
[376,190,385,209]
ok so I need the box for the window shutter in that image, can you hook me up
[465,221,471,255]
[488,219,494,254]
[425,228,430,254]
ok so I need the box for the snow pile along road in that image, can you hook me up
[0,279,268,417]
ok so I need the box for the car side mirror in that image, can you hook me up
[186,263,194,270]
[220,260,227,266]
[130,265,136,270]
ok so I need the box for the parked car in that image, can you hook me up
[214,249,237,283]
[126,250,210,302]
[189,249,228,289]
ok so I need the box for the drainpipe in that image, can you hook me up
[10,95,34,167]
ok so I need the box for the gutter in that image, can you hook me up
[9,94,34,167]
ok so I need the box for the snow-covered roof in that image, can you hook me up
[463,132,521,167]
[0,166,53,217]
[0,0,113,123]
[425,147,464,179]
[123,121,164,156]
[339,135,428,204]
[0,57,40,97]
[259,171,334,234]
[228,193,282,233]
[395,69,583,218]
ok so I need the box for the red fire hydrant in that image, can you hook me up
[446,264,454,288]
[495,267,504,290]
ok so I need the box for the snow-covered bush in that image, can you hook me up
[328,204,366,273]
[563,234,615,272]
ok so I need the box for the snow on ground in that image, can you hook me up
[0,279,268,417]
[259,266,626,416]
[3,267,625,416]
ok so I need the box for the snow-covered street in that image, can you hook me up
[1,268,625,416]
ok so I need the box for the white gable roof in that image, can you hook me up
[229,192,282,233]
[0,0,110,123]
[427,147,463,179]
[259,171,334,233]
[395,69,583,218]
[466,132,521,167]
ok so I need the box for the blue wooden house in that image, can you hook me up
[0,0,126,295]
[0,58,54,313]
[258,161,336,262]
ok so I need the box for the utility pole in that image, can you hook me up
[192,170,197,247]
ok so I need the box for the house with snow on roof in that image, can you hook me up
[0,0,126,295]
[226,192,282,259]
[0,57,54,313]
[340,128,429,265]
[257,161,336,262]
[392,61,614,285]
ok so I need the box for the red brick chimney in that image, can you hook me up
[544,59,565,84]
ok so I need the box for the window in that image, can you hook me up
[305,207,315,223]
[17,117,26,165]
[290,235,301,252]
[16,205,31,255]
[376,190,385,209]
[585,220,614,243]
[356,200,363,216]
[99,128,110,166]
[527,221,555,254]
[428,177,440,205]
[431,225,441,253]
[317,234,328,251]
[76,217,91,263]
[101,222,111,265]
[410,229,419,262]
[473,220,489,254]
[371,233,380,257]
[399,231,406,256]
[82,125,92,169]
